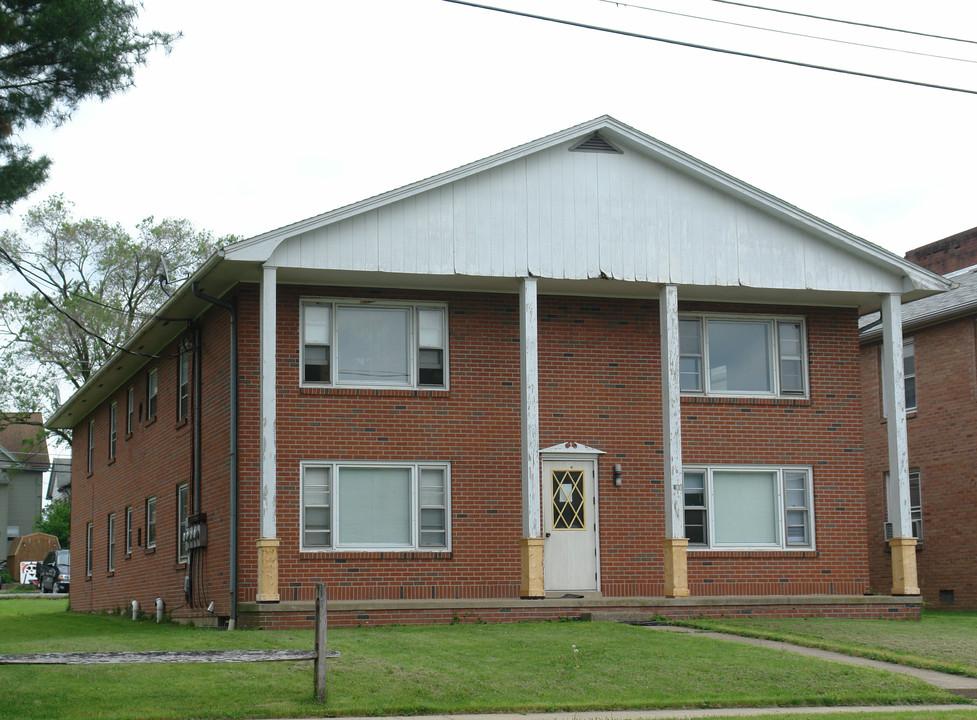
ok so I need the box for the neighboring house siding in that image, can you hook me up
[863,314,977,607]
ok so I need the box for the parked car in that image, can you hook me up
[37,549,69,594]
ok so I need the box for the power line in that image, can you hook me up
[442,0,977,95]
[705,0,977,47]
[0,246,182,363]
[600,0,977,65]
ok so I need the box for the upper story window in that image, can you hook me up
[301,300,447,389]
[178,348,190,420]
[145,496,157,549]
[679,315,807,398]
[903,338,916,412]
[126,386,134,435]
[108,401,117,460]
[87,420,94,473]
[683,465,814,550]
[880,337,916,415]
[301,461,450,552]
[147,368,158,420]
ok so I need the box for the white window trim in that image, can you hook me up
[126,386,135,435]
[684,464,816,551]
[300,460,451,553]
[107,513,116,572]
[108,401,117,460]
[884,470,923,541]
[125,506,133,555]
[299,298,449,391]
[146,496,157,549]
[177,483,189,563]
[880,337,916,416]
[147,368,159,419]
[87,420,95,473]
[86,522,93,577]
[679,313,808,399]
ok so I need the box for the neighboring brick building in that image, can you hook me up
[862,227,977,608]
[48,117,948,628]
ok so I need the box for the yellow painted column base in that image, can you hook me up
[889,537,920,595]
[663,537,691,598]
[520,538,545,598]
[256,537,281,602]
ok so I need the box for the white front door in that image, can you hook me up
[542,458,598,592]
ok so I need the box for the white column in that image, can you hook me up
[881,293,912,538]
[520,277,540,538]
[660,285,684,538]
[260,264,278,539]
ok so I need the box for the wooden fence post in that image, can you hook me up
[314,583,327,703]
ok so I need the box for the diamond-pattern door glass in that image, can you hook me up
[552,469,585,529]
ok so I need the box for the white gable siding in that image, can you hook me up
[269,140,902,293]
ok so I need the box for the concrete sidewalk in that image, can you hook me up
[329,708,974,720]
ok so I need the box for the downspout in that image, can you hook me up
[193,324,202,514]
[192,281,239,630]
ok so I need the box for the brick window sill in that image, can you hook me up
[682,396,811,407]
[689,549,819,559]
[299,387,449,398]
[144,547,156,556]
[298,550,453,561]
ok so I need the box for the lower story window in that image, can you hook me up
[683,466,814,550]
[302,462,450,551]
[884,470,922,541]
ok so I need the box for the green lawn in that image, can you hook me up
[680,611,977,678]
[0,600,966,720]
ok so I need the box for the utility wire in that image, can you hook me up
[600,0,977,65]
[0,246,182,362]
[443,0,977,95]
[706,0,977,47]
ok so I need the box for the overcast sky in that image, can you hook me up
[3,0,976,258]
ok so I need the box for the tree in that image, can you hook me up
[0,1,178,210]
[34,497,70,547]
[0,195,237,438]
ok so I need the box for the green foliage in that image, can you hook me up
[34,497,70,547]
[0,1,179,209]
[0,196,238,438]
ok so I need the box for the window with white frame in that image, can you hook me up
[683,466,814,549]
[884,470,922,541]
[146,496,157,548]
[301,300,447,389]
[127,386,135,435]
[87,420,94,473]
[125,506,133,555]
[679,315,807,397]
[86,522,93,576]
[301,462,450,551]
[177,483,189,562]
[178,348,190,420]
[903,338,916,412]
[147,368,158,419]
[107,513,116,572]
[108,401,117,460]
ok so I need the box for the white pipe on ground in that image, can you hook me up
[131,599,139,621]
[155,597,164,623]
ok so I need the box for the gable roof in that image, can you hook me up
[47,116,950,430]
[0,413,50,470]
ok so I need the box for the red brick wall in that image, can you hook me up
[904,226,977,275]
[69,299,233,619]
[71,283,870,619]
[862,315,977,607]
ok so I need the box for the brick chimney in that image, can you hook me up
[905,226,977,275]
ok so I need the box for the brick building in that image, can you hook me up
[47,117,948,628]
[862,226,977,607]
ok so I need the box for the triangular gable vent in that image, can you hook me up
[569,131,622,154]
